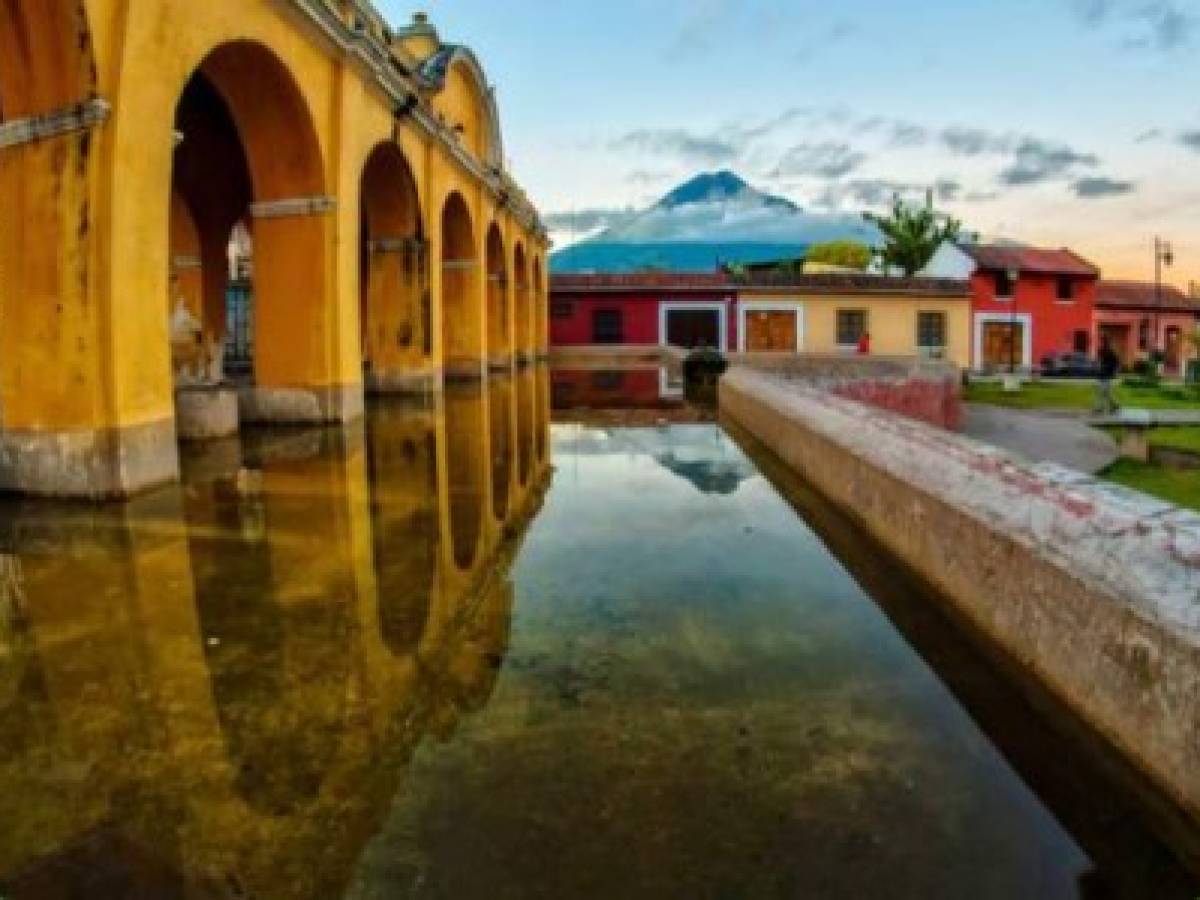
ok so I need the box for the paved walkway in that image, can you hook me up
[962,404,1119,474]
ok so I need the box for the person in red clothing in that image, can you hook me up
[856,332,871,355]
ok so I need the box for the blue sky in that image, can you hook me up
[380,0,1200,284]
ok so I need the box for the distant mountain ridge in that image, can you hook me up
[552,170,879,274]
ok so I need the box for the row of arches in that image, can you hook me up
[166,41,547,395]
[0,1,549,497]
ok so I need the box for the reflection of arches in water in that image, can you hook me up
[188,495,352,816]
[366,417,439,657]
[445,383,486,570]
[489,377,514,521]
[534,365,550,463]
[515,366,534,486]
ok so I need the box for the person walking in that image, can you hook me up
[1095,337,1120,415]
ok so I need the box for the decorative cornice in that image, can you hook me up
[0,99,111,151]
[279,0,547,242]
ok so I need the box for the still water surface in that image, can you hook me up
[0,368,1194,899]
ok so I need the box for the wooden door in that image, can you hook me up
[745,310,797,352]
[982,321,1023,368]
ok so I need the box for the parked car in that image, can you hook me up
[1039,352,1102,378]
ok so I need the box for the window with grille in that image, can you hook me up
[1056,277,1075,301]
[916,311,946,353]
[836,309,868,347]
[994,271,1015,298]
[592,308,624,344]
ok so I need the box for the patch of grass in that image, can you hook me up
[1101,459,1200,512]
[1149,427,1200,453]
[965,380,1200,412]
[963,381,1093,410]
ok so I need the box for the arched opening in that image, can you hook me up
[489,375,514,521]
[532,256,547,358]
[485,223,511,368]
[170,41,329,400]
[513,242,531,364]
[0,1,100,435]
[440,192,482,378]
[445,382,486,571]
[515,365,534,487]
[359,143,428,391]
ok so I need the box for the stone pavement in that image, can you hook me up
[962,404,1119,474]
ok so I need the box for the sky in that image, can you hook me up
[379,0,1200,286]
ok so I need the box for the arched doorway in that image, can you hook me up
[485,223,511,369]
[359,143,428,392]
[513,242,531,364]
[170,42,332,416]
[440,193,482,379]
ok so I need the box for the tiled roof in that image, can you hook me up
[733,272,970,297]
[551,272,732,291]
[1096,280,1200,313]
[958,243,1098,277]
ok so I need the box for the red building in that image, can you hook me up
[1095,280,1200,376]
[956,244,1100,371]
[550,273,737,352]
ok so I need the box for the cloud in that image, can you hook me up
[940,126,1014,156]
[1069,0,1194,50]
[626,169,676,185]
[1181,131,1200,152]
[771,142,867,180]
[998,139,1098,185]
[890,122,930,147]
[813,177,963,210]
[666,0,730,59]
[542,207,639,235]
[1134,128,1163,143]
[795,20,859,63]
[611,128,740,165]
[1071,176,1136,197]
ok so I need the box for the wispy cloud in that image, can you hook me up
[771,142,868,180]
[611,128,740,165]
[1134,128,1163,143]
[940,126,1015,156]
[1069,0,1195,50]
[795,20,859,63]
[999,139,1099,186]
[1071,176,1136,197]
[813,177,963,210]
[1180,131,1200,152]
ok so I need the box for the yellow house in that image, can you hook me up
[735,275,972,368]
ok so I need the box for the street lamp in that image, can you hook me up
[1153,236,1174,360]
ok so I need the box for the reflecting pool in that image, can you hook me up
[0,367,1194,899]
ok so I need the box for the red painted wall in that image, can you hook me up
[834,378,963,431]
[550,290,737,351]
[970,271,1097,365]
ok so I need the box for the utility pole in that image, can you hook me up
[1153,236,1174,357]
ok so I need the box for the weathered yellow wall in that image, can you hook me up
[739,290,972,367]
[0,0,548,449]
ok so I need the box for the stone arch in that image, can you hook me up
[489,374,513,521]
[445,381,486,571]
[513,241,532,363]
[171,40,330,399]
[423,49,502,168]
[359,142,428,391]
[485,222,511,367]
[440,191,482,378]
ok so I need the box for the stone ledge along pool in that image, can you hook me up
[0,366,1195,899]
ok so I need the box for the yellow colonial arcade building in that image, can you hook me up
[0,1,548,498]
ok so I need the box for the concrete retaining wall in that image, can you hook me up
[720,367,1200,847]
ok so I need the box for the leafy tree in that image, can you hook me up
[863,190,961,276]
[804,240,872,271]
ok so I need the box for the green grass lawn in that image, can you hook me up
[1101,459,1200,513]
[1148,426,1200,453]
[965,380,1200,411]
